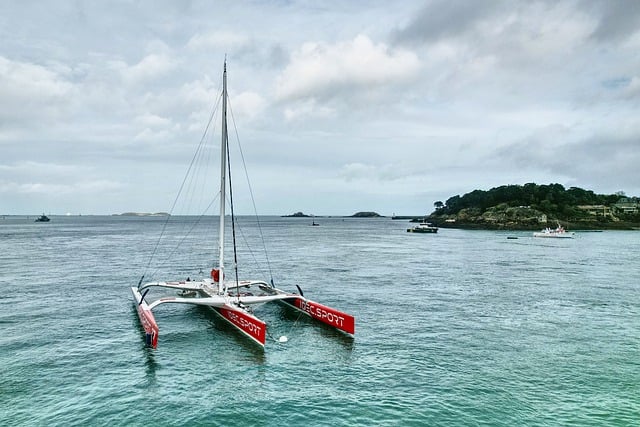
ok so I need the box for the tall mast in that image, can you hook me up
[217,60,228,294]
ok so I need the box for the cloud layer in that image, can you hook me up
[1,0,639,215]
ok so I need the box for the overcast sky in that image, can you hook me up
[1,0,639,216]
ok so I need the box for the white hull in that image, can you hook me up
[407,220,438,233]
[533,224,574,238]
[532,232,574,238]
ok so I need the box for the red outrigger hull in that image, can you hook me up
[136,303,159,348]
[284,297,355,335]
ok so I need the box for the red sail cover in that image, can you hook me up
[290,298,355,335]
[219,305,266,345]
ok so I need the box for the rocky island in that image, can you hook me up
[281,211,312,217]
[425,183,640,230]
[113,212,170,217]
[350,211,382,218]
[282,211,383,218]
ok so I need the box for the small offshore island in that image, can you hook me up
[113,212,170,217]
[281,212,312,218]
[423,183,640,231]
[282,211,382,218]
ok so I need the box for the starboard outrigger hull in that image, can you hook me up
[282,297,355,335]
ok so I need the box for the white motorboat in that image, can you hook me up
[533,224,574,238]
[407,221,438,233]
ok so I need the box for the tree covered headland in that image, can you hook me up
[436,183,621,216]
[429,183,640,229]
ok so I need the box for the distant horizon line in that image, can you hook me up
[1,212,419,218]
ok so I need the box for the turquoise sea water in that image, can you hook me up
[2,215,639,426]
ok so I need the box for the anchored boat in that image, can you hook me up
[35,214,50,222]
[407,220,438,233]
[131,62,354,349]
[533,223,574,238]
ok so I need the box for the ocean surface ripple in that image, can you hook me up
[1,216,639,426]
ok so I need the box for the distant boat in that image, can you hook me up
[35,214,50,222]
[407,220,438,233]
[533,224,574,238]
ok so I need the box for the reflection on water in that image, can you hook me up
[144,349,158,386]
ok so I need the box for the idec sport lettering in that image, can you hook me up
[298,300,346,327]
[292,298,355,334]
[220,308,266,344]
[226,311,262,335]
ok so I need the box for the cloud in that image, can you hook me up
[130,113,181,143]
[624,76,640,98]
[187,30,251,51]
[135,113,173,128]
[340,162,382,182]
[133,127,177,142]
[392,0,502,44]
[0,56,74,124]
[586,0,640,42]
[496,126,640,193]
[229,91,267,120]
[0,179,123,195]
[1,1,639,215]
[283,100,334,121]
[119,53,178,85]
[392,1,597,73]
[0,161,123,196]
[339,162,414,183]
[0,161,87,176]
[275,34,421,102]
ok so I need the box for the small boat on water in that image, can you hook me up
[130,62,354,349]
[35,214,50,222]
[407,221,438,233]
[533,224,574,238]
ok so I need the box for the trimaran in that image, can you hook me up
[131,61,355,349]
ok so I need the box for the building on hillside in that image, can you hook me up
[613,198,639,215]
[577,205,611,217]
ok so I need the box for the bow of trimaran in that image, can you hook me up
[130,61,354,349]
